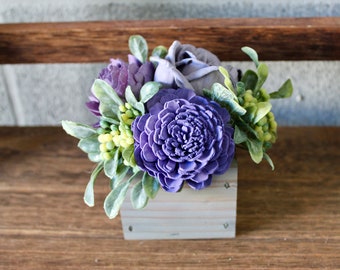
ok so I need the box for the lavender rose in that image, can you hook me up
[132,88,235,192]
[151,41,239,95]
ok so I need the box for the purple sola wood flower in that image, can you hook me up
[99,55,154,99]
[132,88,235,192]
[151,41,240,95]
[86,55,154,118]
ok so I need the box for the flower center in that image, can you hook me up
[162,104,213,162]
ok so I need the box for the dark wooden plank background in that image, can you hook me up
[0,17,339,63]
[0,126,339,269]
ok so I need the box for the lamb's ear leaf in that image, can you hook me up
[241,46,259,67]
[129,35,148,63]
[246,138,263,164]
[84,161,104,207]
[270,79,294,99]
[62,120,96,139]
[264,152,275,170]
[131,179,149,209]
[142,172,160,199]
[92,79,124,106]
[139,82,162,103]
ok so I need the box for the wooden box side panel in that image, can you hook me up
[120,161,238,240]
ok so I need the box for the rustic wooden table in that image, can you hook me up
[0,126,339,269]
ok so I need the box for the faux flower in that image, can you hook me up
[98,55,154,99]
[86,91,101,117]
[151,40,239,94]
[132,88,235,192]
[62,35,293,219]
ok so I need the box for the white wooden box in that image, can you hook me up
[120,161,238,240]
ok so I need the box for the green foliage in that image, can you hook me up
[246,138,263,164]
[255,63,269,92]
[78,134,100,154]
[209,47,293,168]
[131,179,149,209]
[241,70,258,91]
[253,102,272,124]
[122,144,136,167]
[62,38,293,220]
[129,35,148,63]
[104,150,119,178]
[241,46,259,67]
[139,82,162,103]
[104,173,135,219]
[84,161,104,207]
[205,83,246,116]
[92,79,124,107]
[218,66,235,92]
[142,172,160,199]
[152,45,168,58]
[62,73,162,218]
[61,121,97,139]
[270,79,293,99]
[103,170,160,218]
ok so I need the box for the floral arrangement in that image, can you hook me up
[62,35,293,219]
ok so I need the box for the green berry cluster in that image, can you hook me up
[97,103,141,162]
[239,89,277,147]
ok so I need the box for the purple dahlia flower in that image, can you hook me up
[132,88,235,192]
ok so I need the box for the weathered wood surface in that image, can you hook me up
[0,126,339,269]
[121,161,238,240]
[0,17,339,64]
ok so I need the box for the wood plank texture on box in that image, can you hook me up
[121,162,237,240]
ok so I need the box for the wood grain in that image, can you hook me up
[0,17,339,64]
[121,162,237,240]
[0,127,339,269]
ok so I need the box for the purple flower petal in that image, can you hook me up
[132,88,235,193]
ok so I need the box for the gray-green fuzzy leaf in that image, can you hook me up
[241,70,258,91]
[255,63,269,92]
[211,83,238,102]
[131,180,149,209]
[122,144,136,167]
[152,45,168,58]
[139,82,162,103]
[88,152,102,163]
[246,138,263,164]
[242,46,259,67]
[125,86,145,114]
[263,152,275,170]
[218,66,235,92]
[236,81,246,96]
[92,79,124,106]
[142,173,160,199]
[129,35,148,63]
[78,134,100,154]
[104,177,131,219]
[270,79,293,99]
[84,161,104,207]
[99,102,120,120]
[62,120,97,139]
[104,150,119,178]
[253,102,272,124]
[112,163,130,189]
[234,125,248,144]
[210,83,247,116]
